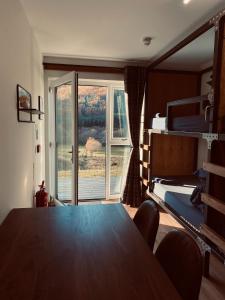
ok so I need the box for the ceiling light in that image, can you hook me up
[183,0,191,4]
[142,37,152,46]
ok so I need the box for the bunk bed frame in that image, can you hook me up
[141,10,225,277]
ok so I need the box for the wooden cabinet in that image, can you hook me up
[214,17,225,132]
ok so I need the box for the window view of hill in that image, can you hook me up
[78,85,106,146]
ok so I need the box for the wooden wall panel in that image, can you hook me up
[207,141,225,238]
[216,22,225,132]
[150,134,197,176]
[145,71,200,126]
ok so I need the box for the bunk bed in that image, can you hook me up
[166,95,210,132]
[151,175,204,229]
[141,129,225,277]
[141,11,225,277]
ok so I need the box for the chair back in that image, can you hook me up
[155,230,203,300]
[133,200,159,250]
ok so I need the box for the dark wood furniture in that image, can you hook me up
[142,10,225,276]
[155,229,203,300]
[140,129,225,276]
[133,199,159,250]
[0,204,181,300]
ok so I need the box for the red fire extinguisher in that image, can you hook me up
[36,181,48,207]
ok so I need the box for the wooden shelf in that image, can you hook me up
[140,177,150,187]
[148,129,202,138]
[140,144,151,151]
[203,162,225,178]
[200,224,225,253]
[139,161,150,168]
[201,193,225,216]
[19,108,44,115]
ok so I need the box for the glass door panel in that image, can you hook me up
[78,85,107,200]
[55,83,73,201]
[51,72,78,204]
[108,87,131,199]
[110,145,131,196]
[112,89,129,139]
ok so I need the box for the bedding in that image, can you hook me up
[152,176,204,229]
[171,115,209,132]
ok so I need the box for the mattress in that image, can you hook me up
[171,115,209,132]
[152,176,204,229]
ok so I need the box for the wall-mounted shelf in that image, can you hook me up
[19,108,44,115]
[18,107,44,123]
[17,85,44,123]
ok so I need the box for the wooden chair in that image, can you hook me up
[133,200,159,250]
[155,229,203,300]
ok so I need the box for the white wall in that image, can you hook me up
[0,0,44,223]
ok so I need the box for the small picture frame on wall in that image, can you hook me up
[38,96,44,120]
[17,84,33,123]
[17,85,31,109]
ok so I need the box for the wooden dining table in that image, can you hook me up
[0,203,181,300]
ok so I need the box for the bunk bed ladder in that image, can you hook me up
[200,162,225,258]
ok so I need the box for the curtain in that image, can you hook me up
[122,66,146,207]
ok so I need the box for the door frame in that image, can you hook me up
[48,75,130,203]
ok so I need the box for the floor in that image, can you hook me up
[123,204,225,300]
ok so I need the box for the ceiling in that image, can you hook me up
[20,0,225,64]
[156,27,215,71]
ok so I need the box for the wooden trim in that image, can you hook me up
[197,73,202,96]
[140,177,150,187]
[139,161,150,168]
[149,69,200,75]
[140,144,151,151]
[148,21,213,69]
[201,193,225,216]
[149,68,213,76]
[200,224,225,253]
[213,15,225,132]
[203,162,225,178]
[43,63,124,74]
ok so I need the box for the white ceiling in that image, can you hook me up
[20,0,225,64]
[156,27,215,71]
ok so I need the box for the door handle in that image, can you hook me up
[68,145,74,163]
